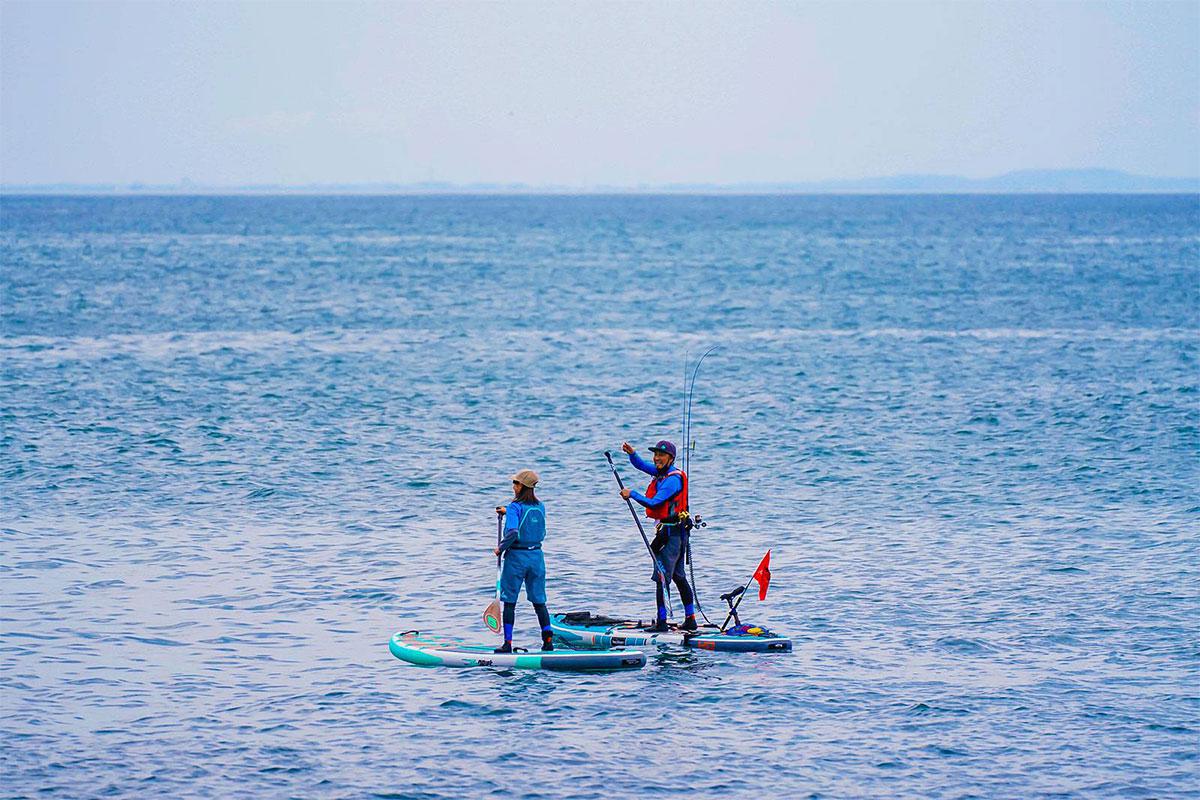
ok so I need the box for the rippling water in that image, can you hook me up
[2,195,1198,798]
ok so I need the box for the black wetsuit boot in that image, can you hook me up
[494,602,516,653]
[533,602,553,651]
[650,583,669,631]
[676,577,697,630]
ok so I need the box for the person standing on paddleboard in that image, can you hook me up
[619,440,697,632]
[493,470,553,653]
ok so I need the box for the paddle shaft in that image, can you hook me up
[494,512,503,591]
[482,511,505,636]
[605,451,672,613]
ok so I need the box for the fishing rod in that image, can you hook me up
[681,352,689,473]
[683,346,718,474]
[681,347,717,624]
[604,450,673,617]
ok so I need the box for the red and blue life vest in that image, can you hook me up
[644,468,688,522]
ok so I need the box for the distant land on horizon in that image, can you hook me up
[3,169,1198,196]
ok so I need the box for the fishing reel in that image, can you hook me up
[677,510,707,533]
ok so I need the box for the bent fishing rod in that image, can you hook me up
[682,345,718,475]
[604,450,673,617]
[681,346,718,624]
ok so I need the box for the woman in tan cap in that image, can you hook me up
[492,469,552,653]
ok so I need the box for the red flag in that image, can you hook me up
[753,549,771,600]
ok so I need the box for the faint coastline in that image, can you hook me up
[3,169,1198,196]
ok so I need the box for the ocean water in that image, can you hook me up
[1,194,1197,799]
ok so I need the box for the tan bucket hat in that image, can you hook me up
[511,469,540,488]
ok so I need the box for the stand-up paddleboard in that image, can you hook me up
[389,631,647,671]
[551,612,792,653]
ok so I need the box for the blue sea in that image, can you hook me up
[2,194,1198,799]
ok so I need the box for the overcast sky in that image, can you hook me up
[1,0,1197,186]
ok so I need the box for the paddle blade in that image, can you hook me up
[483,599,503,635]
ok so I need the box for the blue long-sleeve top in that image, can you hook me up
[498,501,539,554]
[626,451,682,510]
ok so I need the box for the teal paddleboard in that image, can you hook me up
[388,631,647,672]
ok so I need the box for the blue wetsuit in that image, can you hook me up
[497,500,551,645]
[626,452,695,622]
[498,500,547,604]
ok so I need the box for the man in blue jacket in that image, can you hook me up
[620,439,697,632]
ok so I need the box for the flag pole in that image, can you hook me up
[720,549,770,631]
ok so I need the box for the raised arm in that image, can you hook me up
[627,449,657,476]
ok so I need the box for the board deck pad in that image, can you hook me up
[551,611,792,653]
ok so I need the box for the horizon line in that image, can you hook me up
[3,169,1198,196]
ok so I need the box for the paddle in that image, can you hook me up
[483,510,503,635]
[604,450,673,616]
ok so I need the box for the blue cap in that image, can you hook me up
[648,440,677,458]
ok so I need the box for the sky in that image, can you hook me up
[1,0,1197,187]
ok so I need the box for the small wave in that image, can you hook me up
[13,558,77,570]
[1,631,60,641]
[923,744,969,758]
[438,699,516,716]
[905,702,970,717]
[934,636,996,654]
[124,635,187,647]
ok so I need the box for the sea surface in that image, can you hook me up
[2,194,1198,799]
